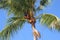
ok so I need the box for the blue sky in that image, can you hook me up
[0,0,60,40]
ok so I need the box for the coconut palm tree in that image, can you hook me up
[0,0,60,40]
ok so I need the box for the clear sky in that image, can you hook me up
[0,0,60,40]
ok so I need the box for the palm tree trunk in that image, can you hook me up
[34,35,37,40]
[26,9,40,40]
[32,24,37,40]
[32,24,40,40]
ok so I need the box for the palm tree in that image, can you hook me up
[0,0,60,40]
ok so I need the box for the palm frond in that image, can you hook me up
[40,14,60,30]
[0,17,26,40]
[37,0,51,10]
[40,0,50,6]
[0,0,36,16]
[8,0,36,16]
[54,20,60,30]
[8,17,26,22]
[0,0,11,9]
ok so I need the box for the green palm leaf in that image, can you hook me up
[0,17,26,40]
[54,20,60,30]
[37,0,51,10]
[40,14,60,30]
[0,0,36,40]
[0,0,36,16]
